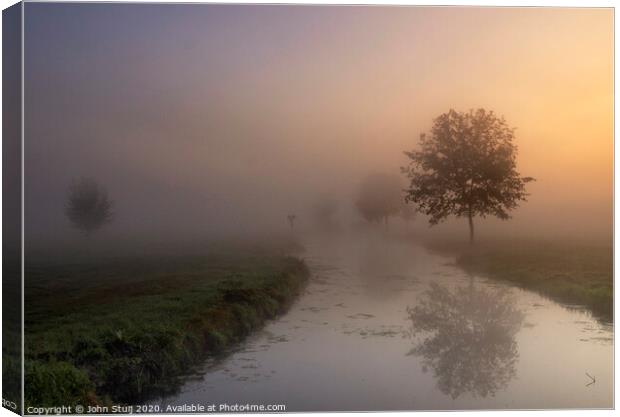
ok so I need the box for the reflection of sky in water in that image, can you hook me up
[153,234,613,411]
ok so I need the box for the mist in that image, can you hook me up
[23,4,612,247]
[12,4,615,411]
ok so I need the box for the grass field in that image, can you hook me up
[426,239,612,322]
[23,242,309,407]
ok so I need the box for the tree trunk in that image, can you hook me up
[468,213,474,244]
[384,215,388,228]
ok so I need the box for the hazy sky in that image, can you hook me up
[23,4,613,242]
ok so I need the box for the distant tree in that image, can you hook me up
[65,177,113,237]
[313,196,339,232]
[402,109,534,243]
[400,202,416,225]
[287,214,297,229]
[356,173,403,226]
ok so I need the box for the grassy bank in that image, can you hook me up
[23,243,309,408]
[427,239,612,322]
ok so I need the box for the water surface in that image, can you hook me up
[156,235,613,411]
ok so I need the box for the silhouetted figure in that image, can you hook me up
[402,108,534,243]
[407,281,524,399]
[65,177,113,237]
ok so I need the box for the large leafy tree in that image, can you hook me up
[402,109,534,243]
[65,177,113,237]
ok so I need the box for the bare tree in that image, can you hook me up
[355,173,403,227]
[402,109,534,243]
[65,177,113,237]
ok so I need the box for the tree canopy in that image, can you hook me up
[402,109,534,242]
[356,173,403,225]
[313,196,339,232]
[65,177,113,237]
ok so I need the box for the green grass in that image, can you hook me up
[426,239,612,322]
[22,243,309,408]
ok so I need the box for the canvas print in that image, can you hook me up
[2,2,614,414]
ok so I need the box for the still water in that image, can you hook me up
[156,235,613,411]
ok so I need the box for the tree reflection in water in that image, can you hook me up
[407,281,524,399]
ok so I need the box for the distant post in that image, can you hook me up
[287,214,297,229]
